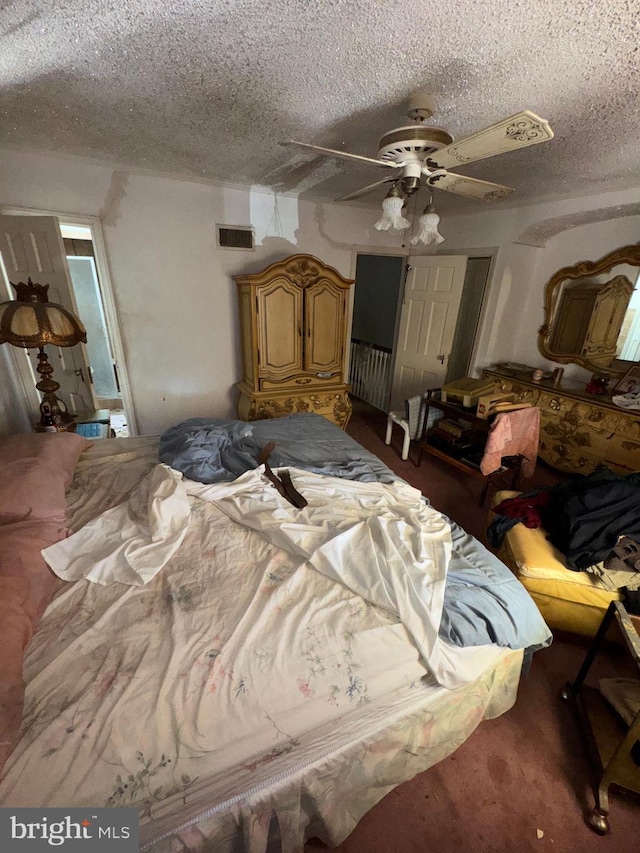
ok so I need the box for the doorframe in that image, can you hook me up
[0,205,138,435]
[348,244,497,399]
[447,245,499,374]
[348,244,410,383]
[347,242,498,407]
[349,244,409,278]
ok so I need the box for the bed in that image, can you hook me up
[0,413,551,851]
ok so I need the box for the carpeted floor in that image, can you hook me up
[304,399,640,852]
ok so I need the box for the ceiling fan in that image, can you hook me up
[287,93,554,204]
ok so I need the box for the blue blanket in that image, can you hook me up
[159,413,396,484]
[160,413,552,655]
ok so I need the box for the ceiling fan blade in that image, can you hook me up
[429,172,514,201]
[426,110,554,170]
[334,177,399,202]
[286,140,403,169]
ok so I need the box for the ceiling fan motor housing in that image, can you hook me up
[377,126,454,165]
[406,92,436,123]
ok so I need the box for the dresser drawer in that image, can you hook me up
[482,368,639,475]
[259,372,341,391]
[603,431,640,474]
[236,383,352,430]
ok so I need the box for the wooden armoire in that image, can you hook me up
[234,254,354,429]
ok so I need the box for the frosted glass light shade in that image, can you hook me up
[410,207,445,246]
[374,196,411,231]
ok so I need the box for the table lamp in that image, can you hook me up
[0,277,87,432]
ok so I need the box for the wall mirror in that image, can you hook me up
[538,243,640,375]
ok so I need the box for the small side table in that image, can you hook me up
[416,388,525,506]
[33,420,77,433]
[561,600,640,834]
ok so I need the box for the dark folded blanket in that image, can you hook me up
[542,468,640,571]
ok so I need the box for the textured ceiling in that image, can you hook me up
[1,0,639,215]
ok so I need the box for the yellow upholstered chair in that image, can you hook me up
[490,490,621,637]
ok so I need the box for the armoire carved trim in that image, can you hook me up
[234,254,354,429]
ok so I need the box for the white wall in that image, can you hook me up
[1,147,638,437]
[0,149,405,436]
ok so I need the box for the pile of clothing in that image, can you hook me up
[488,467,640,598]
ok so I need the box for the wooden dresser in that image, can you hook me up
[482,368,640,475]
[234,254,354,429]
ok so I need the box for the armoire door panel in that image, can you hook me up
[305,279,345,373]
[256,278,303,378]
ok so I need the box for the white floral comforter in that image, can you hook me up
[0,440,429,811]
[0,438,525,852]
[187,467,505,688]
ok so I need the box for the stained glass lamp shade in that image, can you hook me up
[0,278,87,431]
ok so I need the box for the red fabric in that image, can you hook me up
[493,490,552,528]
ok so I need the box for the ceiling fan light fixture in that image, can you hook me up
[401,175,421,195]
[374,185,410,232]
[410,203,445,246]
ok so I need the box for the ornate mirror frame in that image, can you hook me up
[538,243,640,375]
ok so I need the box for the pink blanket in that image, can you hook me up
[0,432,90,776]
[480,407,540,479]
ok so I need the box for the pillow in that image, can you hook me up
[0,520,68,779]
[0,431,90,778]
[0,432,90,525]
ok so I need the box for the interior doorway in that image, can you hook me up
[0,210,135,436]
[349,251,492,412]
[349,254,404,410]
[61,225,125,427]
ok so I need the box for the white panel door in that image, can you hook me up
[0,214,96,415]
[389,255,468,410]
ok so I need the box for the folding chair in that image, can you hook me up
[385,393,441,462]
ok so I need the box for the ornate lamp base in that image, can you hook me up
[34,347,77,432]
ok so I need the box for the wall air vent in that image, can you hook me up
[216,225,255,250]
